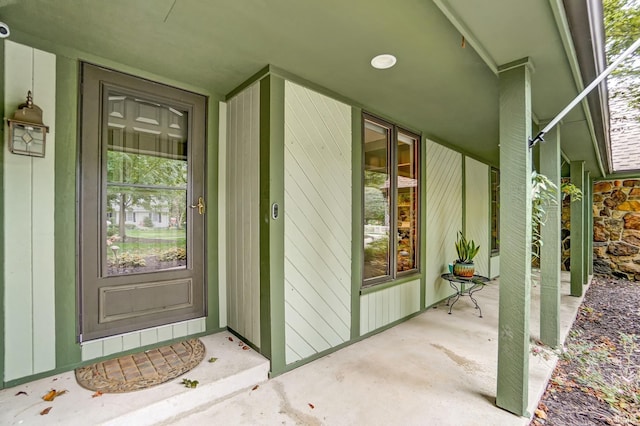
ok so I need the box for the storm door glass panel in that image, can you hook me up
[363,119,391,281]
[396,131,418,273]
[105,90,188,276]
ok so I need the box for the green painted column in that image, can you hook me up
[586,173,593,277]
[539,126,561,348]
[55,56,82,369]
[206,98,220,332]
[570,161,585,296]
[589,175,594,275]
[496,58,533,417]
[259,75,286,376]
[350,107,362,340]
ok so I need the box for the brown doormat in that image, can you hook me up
[75,338,205,393]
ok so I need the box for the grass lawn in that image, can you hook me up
[113,240,185,254]
[109,228,186,257]
[126,228,186,240]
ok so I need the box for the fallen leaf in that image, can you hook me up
[534,409,547,420]
[15,391,27,396]
[228,336,233,342]
[242,346,249,350]
[43,389,67,401]
[252,385,259,391]
[92,391,103,398]
[40,407,52,415]
[208,357,218,363]
[42,390,57,401]
[308,403,315,409]
[182,378,199,388]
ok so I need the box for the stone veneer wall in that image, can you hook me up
[590,179,640,280]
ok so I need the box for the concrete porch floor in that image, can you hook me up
[1,272,585,425]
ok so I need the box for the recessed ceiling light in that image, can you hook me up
[371,54,397,70]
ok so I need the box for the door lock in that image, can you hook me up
[190,196,206,215]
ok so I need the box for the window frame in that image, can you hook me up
[361,112,421,288]
[490,167,500,255]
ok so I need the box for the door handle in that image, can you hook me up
[190,196,206,215]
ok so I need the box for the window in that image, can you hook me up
[491,167,500,254]
[363,113,420,286]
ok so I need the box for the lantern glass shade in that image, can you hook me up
[9,121,46,157]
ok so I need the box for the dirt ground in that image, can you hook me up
[531,275,640,425]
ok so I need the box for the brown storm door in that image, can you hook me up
[79,63,207,341]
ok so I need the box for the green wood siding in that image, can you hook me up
[81,318,205,361]
[226,83,261,347]
[464,157,490,277]
[539,126,562,347]
[359,279,420,335]
[218,101,228,328]
[570,160,585,296]
[496,58,533,417]
[4,41,56,381]
[490,255,500,279]
[283,81,352,365]
[425,140,462,306]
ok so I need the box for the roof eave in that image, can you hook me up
[562,0,612,176]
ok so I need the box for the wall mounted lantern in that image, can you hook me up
[7,91,49,157]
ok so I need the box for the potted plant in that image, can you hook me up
[453,231,480,277]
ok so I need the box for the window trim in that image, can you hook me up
[490,167,500,255]
[361,112,421,288]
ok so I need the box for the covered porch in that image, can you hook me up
[0,272,584,425]
[0,0,607,418]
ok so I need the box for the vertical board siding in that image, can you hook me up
[4,41,56,381]
[490,255,500,279]
[425,141,462,307]
[283,81,351,365]
[81,318,206,361]
[464,157,490,277]
[226,84,261,347]
[359,279,421,335]
[31,48,57,374]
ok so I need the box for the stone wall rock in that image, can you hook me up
[577,178,640,281]
[618,201,640,211]
[622,230,640,246]
[624,213,640,229]
[594,222,608,242]
[594,182,613,193]
[607,242,639,256]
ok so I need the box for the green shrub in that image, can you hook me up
[118,252,146,268]
[364,238,388,263]
[107,225,118,237]
[158,248,187,261]
[142,215,154,228]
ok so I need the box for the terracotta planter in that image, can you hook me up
[453,261,475,278]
